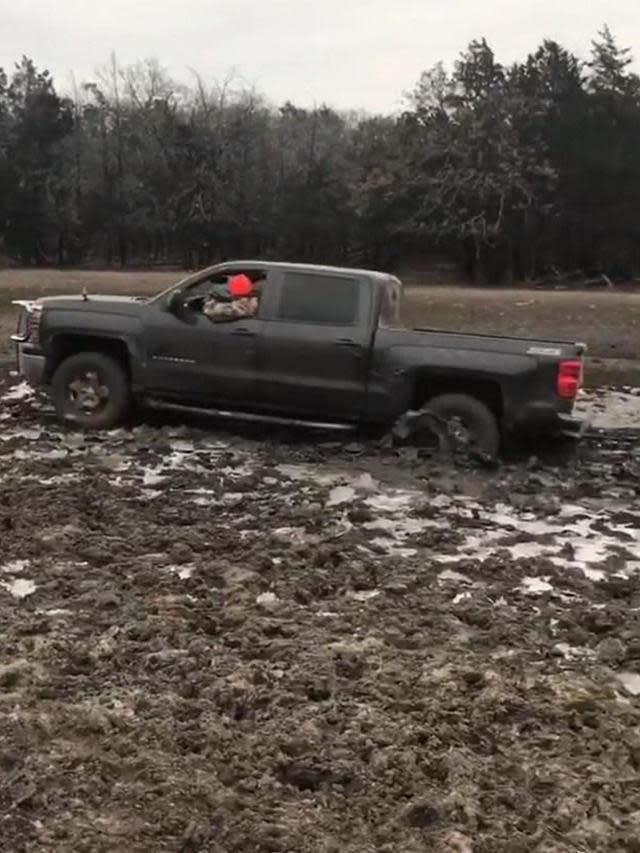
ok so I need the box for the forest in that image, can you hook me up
[1,27,639,283]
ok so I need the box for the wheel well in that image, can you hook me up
[46,335,131,381]
[413,373,503,418]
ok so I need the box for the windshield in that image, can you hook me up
[149,268,206,304]
[150,266,268,304]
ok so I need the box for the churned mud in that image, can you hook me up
[1,365,640,852]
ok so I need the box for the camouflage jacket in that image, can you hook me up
[203,296,258,322]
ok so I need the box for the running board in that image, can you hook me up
[144,398,357,432]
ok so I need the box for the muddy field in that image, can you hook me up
[1,362,640,852]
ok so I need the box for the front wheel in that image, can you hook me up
[51,352,132,429]
[419,393,501,459]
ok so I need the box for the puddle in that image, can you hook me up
[575,387,640,429]
[273,527,318,546]
[142,468,166,487]
[554,642,593,661]
[617,672,640,696]
[369,537,417,558]
[365,492,414,513]
[327,486,356,507]
[0,427,42,441]
[38,608,73,617]
[169,440,196,453]
[277,464,340,485]
[1,382,34,403]
[521,577,554,595]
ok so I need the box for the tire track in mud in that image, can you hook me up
[1,368,640,852]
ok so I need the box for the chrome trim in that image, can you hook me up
[11,334,29,343]
[144,398,357,431]
[151,355,196,364]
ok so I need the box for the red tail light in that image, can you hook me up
[557,359,582,399]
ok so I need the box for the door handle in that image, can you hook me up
[335,338,360,348]
[231,326,256,337]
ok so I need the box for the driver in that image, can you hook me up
[203,274,259,322]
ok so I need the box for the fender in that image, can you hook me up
[41,308,146,386]
[376,344,537,419]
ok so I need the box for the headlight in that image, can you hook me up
[27,304,44,345]
[12,301,44,346]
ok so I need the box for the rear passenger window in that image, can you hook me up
[277,273,359,325]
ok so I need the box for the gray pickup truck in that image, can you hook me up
[11,261,586,456]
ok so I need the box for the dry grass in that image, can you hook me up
[1,268,640,364]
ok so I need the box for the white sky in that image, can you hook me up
[2,0,639,112]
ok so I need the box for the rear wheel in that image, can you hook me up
[52,352,131,429]
[418,393,501,459]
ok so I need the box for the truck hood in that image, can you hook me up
[27,294,148,315]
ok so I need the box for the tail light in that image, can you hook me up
[557,359,583,399]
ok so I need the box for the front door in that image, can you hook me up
[140,273,267,408]
[256,270,370,421]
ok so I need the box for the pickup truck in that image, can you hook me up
[10,261,586,457]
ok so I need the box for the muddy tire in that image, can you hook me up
[423,393,500,458]
[52,352,131,430]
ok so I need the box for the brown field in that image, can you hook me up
[2,365,640,852]
[2,274,640,851]
[1,269,640,383]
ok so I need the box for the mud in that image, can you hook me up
[2,365,640,852]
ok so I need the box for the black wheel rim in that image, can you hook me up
[447,415,474,450]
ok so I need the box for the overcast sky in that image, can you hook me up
[2,0,639,112]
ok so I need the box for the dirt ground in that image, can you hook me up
[2,362,640,852]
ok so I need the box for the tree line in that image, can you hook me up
[1,27,639,283]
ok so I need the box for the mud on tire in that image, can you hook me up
[52,351,131,429]
[422,392,501,458]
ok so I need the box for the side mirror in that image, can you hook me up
[167,291,185,314]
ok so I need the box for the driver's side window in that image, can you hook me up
[201,270,266,323]
[180,271,265,312]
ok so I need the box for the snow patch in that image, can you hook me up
[1,382,34,402]
[575,387,640,429]
[349,589,381,602]
[256,591,279,606]
[521,577,554,595]
[0,427,42,442]
[438,568,472,584]
[327,485,356,507]
[142,468,166,487]
[2,578,37,599]
[617,672,640,697]
[169,564,195,580]
[0,560,30,575]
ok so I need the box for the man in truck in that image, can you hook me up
[203,273,259,322]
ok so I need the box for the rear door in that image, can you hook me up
[255,270,371,421]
